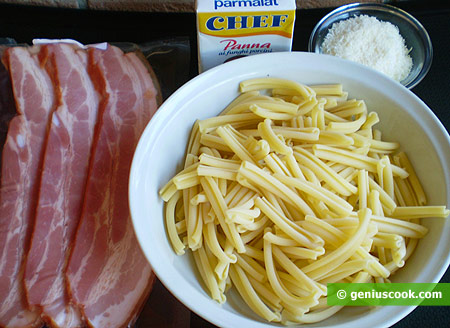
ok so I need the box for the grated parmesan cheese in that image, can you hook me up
[321,15,413,82]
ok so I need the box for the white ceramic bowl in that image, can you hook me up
[129,52,450,328]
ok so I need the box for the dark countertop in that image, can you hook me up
[0,1,449,327]
[0,0,385,12]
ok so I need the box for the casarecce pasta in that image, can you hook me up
[159,77,449,324]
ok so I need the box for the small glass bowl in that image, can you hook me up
[308,3,433,89]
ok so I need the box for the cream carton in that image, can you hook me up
[196,0,296,72]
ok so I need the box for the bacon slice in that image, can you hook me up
[0,46,54,328]
[66,45,158,328]
[24,43,100,327]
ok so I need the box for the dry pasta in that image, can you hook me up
[159,78,449,324]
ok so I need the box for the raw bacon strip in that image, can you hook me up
[24,43,99,328]
[66,45,158,328]
[125,52,160,123]
[0,46,54,328]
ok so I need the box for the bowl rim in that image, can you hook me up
[308,2,433,89]
[129,51,450,328]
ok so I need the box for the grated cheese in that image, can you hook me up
[321,15,413,82]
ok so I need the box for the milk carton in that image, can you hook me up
[196,0,296,72]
